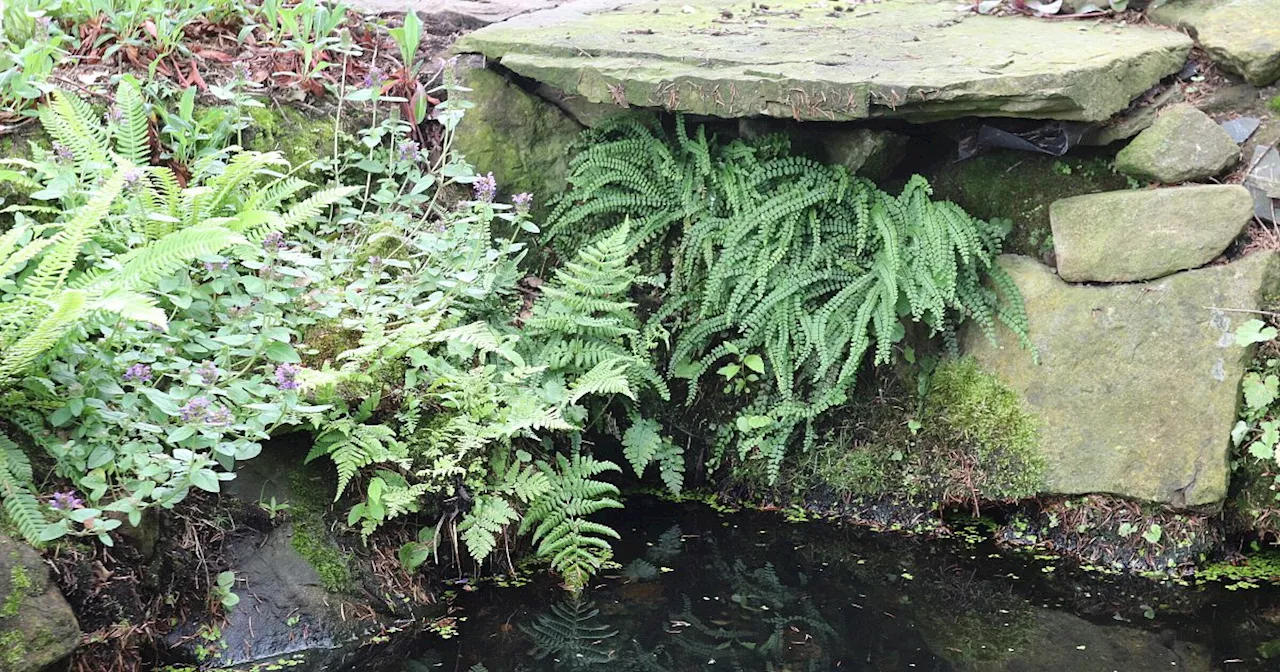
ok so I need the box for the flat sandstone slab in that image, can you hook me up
[455,0,1192,122]
[1150,0,1280,86]
[1050,185,1253,283]
[965,252,1280,508]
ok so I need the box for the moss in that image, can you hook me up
[1269,94,1280,115]
[0,561,33,619]
[0,629,25,667]
[920,357,1044,501]
[244,105,335,170]
[926,150,1132,258]
[287,470,352,594]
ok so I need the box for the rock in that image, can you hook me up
[814,127,907,182]
[1050,185,1253,282]
[927,151,1133,260]
[1150,0,1280,86]
[1082,85,1184,146]
[451,58,583,211]
[456,0,1192,123]
[923,606,1211,672]
[348,0,560,24]
[738,120,907,181]
[1246,144,1280,198]
[963,252,1280,508]
[1221,116,1262,144]
[0,535,79,672]
[1114,104,1240,183]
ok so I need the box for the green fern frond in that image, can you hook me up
[112,77,151,165]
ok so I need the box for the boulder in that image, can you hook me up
[1114,104,1240,183]
[451,58,583,212]
[1150,0,1280,87]
[0,535,79,672]
[455,0,1192,123]
[1050,185,1253,282]
[922,606,1211,672]
[964,252,1280,508]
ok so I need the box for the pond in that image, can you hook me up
[369,497,1280,672]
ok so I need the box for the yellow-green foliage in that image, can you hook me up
[1269,94,1280,115]
[921,357,1043,501]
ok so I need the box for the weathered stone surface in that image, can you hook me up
[816,127,907,182]
[0,535,79,672]
[1050,185,1253,282]
[452,59,582,209]
[351,0,562,24]
[964,252,1280,508]
[1150,0,1280,86]
[455,0,1192,122]
[924,607,1211,672]
[1114,104,1240,183]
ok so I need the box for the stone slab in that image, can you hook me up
[1050,185,1253,282]
[1150,0,1280,86]
[455,0,1192,122]
[964,252,1280,508]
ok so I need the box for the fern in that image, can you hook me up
[520,453,623,591]
[0,433,44,546]
[522,597,619,666]
[621,415,684,494]
[547,116,1029,482]
[113,76,151,165]
[459,494,520,562]
[306,418,407,500]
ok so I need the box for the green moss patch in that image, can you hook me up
[927,151,1133,259]
[1268,94,1280,115]
[287,471,353,594]
[244,105,335,170]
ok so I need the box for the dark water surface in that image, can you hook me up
[385,497,1280,671]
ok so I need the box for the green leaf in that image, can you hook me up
[743,354,765,373]
[1243,372,1278,411]
[1236,319,1277,346]
[265,341,301,363]
[1142,524,1162,545]
[190,468,221,493]
[1249,439,1275,460]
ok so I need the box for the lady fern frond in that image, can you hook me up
[113,78,151,165]
[520,453,623,591]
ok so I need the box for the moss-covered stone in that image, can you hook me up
[965,252,1280,508]
[244,105,336,170]
[452,61,583,212]
[0,536,79,672]
[1114,103,1240,184]
[920,357,1044,502]
[456,0,1191,122]
[1150,0,1280,87]
[926,151,1133,259]
[1050,185,1253,282]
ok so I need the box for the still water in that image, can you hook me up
[387,497,1280,671]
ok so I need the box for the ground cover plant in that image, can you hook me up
[0,3,1040,667]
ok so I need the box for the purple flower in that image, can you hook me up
[368,256,383,270]
[398,140,421,162]
[206,406,232,426]
[274,363,300,391]
[512,192,533,214]
[472,172,497,203]
[179,397,211,422]
[122,167,143,189]
[195,361,219,385]
[233,63,251,81]
[204,260,230,273]
[123,363,152,383]
[105,106,123,124]
[361,65,383,90]
[50,491,84,511]
[52,143,74,164]
[262,232,287,251]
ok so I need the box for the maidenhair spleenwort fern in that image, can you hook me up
[547,116,1030,482]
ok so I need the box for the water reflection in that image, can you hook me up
[396,498,1280,671]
